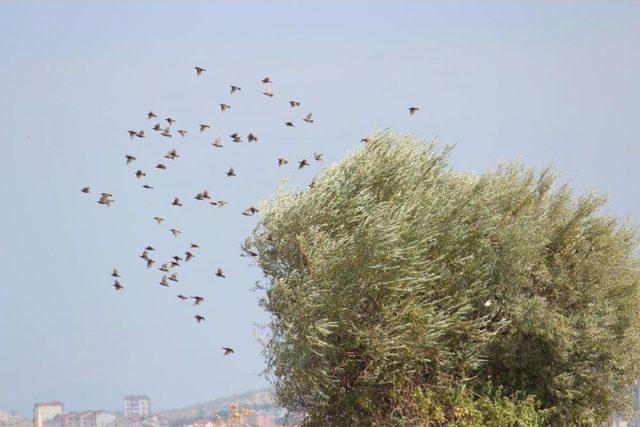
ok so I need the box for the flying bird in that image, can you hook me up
[81,187,91,193]
[195,315,205,323]
[146,259,155,269]
[262,90,274,98]
[152,123,162,131]
[212,137,223,148]
[285,122,294,127]
[145,246,155,251]
[169,273,178,282]
[199,124,210,132]
[161,127,172,138]
[171,197,183,207]
[153,216,164,224]
[313,152,323,161]
[111,268,120,278]
[185,251,194,262]
[170,228,181,237]
[177,129,188,138]
[140,250,149,261]
[159,263,169,273]
[409,107,419,116]
[142,184,154,190]
[242,207,258,216]
[113,280,124,291]
[156,163,167,170]
[247,132,258,143]
[135,170,146,178]
[159,276,169,287]
[172,255,183,262]
[210,200,227,207]
[128,130,137,140]
[215,268,226,278]
[220,103,230,113]
[191,296,204,306]
[226,167,236,177]
[147,111,157,119]
[289,100,300,108]
[303,112,314,123]
[229,132,242,143]
[298,159,310,169]
[136,130,145,138]
[98,193,114,206]
[195,66,206,76]
[222,347,234,355]
[230,85,241,94]
[261,76,272,84]
[278,158,288,167]
[126,155,136,164]
[177,294,188,301]
[190,243,199,249]
[165,149,179,160]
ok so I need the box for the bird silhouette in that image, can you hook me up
[171,197,183,207]
[185,251,194,262]
[298,159,310,169]
[215,268,226,278]
[199,124,210,132]
[135,170,146,178]
[153,216,165,224]
[220,104,231,113]
[147,111,157,119]
[226,167,236,177]
[177,129,188,138]
[303,112,314,123]
[222,347,234,355]
[159,276,169,287]
[191,296,204,306]
[113,280,124,291]
[195,315,205,323]
[261,76,272,84]
[156,164,167,170]
[146,259,155,269]
[111,268,120,278]
[190,243,199,249]
[289,101,300,108]
[142,185,154,190]
[278,158,288,167]
[262,90,274,98]
[230,85,241,94]
[161,127,172,138]
[170,228,181,237]
[212,137,223,148]
[177,294,188,301]
[169,273,179,282]
[98,193,114,207]
[285,122,294,127]
[81,187,91,193]
[247,132,258,143]
[195,66,206,76]
[125,155,136,165]
[409,106,419,116]
[152,123,162,131]
[313,152,323,161]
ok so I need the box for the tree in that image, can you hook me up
[247,131,640,425]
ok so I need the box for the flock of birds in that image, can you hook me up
[81,66,420,356]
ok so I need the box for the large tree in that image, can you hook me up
[247,132,640,425]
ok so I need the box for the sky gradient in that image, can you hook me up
[1,0,639,417]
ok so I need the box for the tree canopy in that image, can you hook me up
[247,131,640,425]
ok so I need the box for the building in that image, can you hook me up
[34,402,64,427]
[123,396,150,418]
[42,411,116,427]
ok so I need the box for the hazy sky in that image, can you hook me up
[1,0,639,417]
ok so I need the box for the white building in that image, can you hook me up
[42,410,116,427]
[123,396,150,418]
[33,402,64,427]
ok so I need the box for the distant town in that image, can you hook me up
[0,390,290,427]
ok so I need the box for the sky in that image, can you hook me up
[1,0,639,417]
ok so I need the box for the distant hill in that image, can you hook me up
[156,388,278,425]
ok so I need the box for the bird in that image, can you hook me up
[185,251,194,262]
[195,315,205,323]
[177,294,188,301]
[98,193,114,206]
[199,124,210,132]
[146,259,155,269]
[111,268,120,278]
[159,276,169,287]
[262,90,274,98]
[153,216,164,224]
[140,250,149,261]
[409,106,419,116]
[242,207,258,216]
[125,155,136,164]
[170,228,181,237]
[211,200,227,207]
[156,163,167,170]
[135,170,146,178]
[171,197,183,207]
[298,159,310,169]
[247,132,258,143]
[113,280,124,291]
[303,112,314,123]
[169,273,178,282]
[220,103,231,113]
[145,246,155,251]
[161,127,172,138]
[195,66,206,76]
[278,158,288,167]
[81,187,91,193]
[222,347,234,355]
[136,130,145,139]
[230,85,241,94]
[226,167,236,177]
[142,185,154,190]
[212,137,223,148]
[170,260,180,268]
[313,152,323,162]
[165,149,179,160]
[177,129,188,138]
[128,130,137,140]
[289,100,300,108]
[215,268,226,278]
[285,122,294,127]
[361,138,369,143]
[152,123,162,131]
[190,243,199,249]
[191,296,204,306]
[147,111,157,119]
[261,76,272,84]
[172,255,183,262]
[159,263,169,273]
[229,132,242,143]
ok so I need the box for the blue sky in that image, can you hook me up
[1,0,639,417]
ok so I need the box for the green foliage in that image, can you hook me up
[247,131,640,425]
